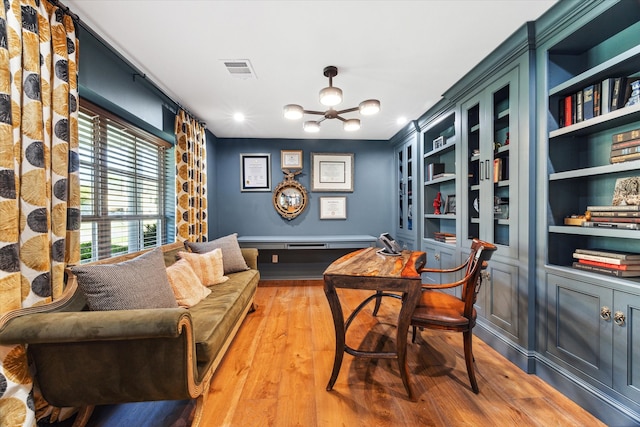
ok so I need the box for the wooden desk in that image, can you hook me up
[323,247,426,399]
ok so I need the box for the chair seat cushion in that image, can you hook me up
[412,290,475,328]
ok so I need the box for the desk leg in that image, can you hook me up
[397,287,421,400]
[324,283,344,391]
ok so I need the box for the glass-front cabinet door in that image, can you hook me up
[463,68,519,258]
[395,139,416,249]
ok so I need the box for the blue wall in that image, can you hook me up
[212,138,394,239]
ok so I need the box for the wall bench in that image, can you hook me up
[238,235,377,280]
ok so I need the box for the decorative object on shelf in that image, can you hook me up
[240,153,271,192]
[273,169,308,220]
[283,66,380,133]
[426,163,445,181]
[319,196,347,220]
[432,135,445,150]
[494,196,509,219]
[281,150,303,170]
[625,80,640,107]
[505,132,510,145]
[612,176,640,206]
[563,214,586,226]
[433,192,442,215]
[444,195,456,215]
[311,152,354,192]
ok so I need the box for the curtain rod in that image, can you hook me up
[46,0,206,127]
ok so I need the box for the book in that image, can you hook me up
[427,163,445,181]
[564,95,572,127]
[578,259,640,271]
[493,158,502,182]
[612,128,640,144]
[582,85,594,120]
[611,138,640,151]
[575,90,583,122]
[582,221,640,230]
[572,262,640,277]
[593,81,601,117]
[601,78,613,114]
[589,211,640,217]
[611,144,640,158]
[610,152,640,163]
[572,252,640,265]
[574,248,640,260]
[611,77,628,111]
[590,216,640,223]
[586,204,640,212]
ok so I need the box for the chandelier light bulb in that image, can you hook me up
[343,119,361,131]
[283,104,304,120]
[359,99,380,115]
[319,86,343,106]
[303,121,320,133]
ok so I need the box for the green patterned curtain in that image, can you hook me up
[175,109,208,242]
[0,1,80,425]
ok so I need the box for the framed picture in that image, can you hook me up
[240,153,271,192]
[311,152,354,192]
[281,150,303,170]
[433,136,445,150]
[320,196,347,219]
[444,194,456,214]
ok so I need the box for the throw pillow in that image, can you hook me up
[177,248,229,286]
[184,233,249,274]
[71,247,178,311]
[166,258,212,307]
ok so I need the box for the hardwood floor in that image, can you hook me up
[81,281,606,426]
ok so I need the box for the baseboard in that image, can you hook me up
[474,322,533,373]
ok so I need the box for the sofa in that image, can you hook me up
[0,239,260,427]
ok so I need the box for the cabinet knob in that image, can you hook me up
[481,271,490,281]
[600,306,611,321]
[614,311,626,326]
[434,253,440,261]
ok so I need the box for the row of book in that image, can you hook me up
[558,77,638,128]
[584,204,640,230]
[433,232,456,244]
[572,248,640,278]
[610,128,640,164]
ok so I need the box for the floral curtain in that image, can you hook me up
[0,1,80,425]
[175,109,208,242]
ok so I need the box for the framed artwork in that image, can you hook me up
[240,153,271,192]
[320,197,347,219]
[311,152,354,192]
[281,150,303,170]
[444,194,456,214]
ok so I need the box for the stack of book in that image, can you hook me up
[572,248,640,277]
[585,204,640,230]
[427,163,445,181]
[433,232,456,244]
[610,128,640,164]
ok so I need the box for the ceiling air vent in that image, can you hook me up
[221,59,257,80]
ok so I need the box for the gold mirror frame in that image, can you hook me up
[273,170,308,220]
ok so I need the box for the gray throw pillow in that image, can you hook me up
[71,247,179,311]
[184,233,249,274]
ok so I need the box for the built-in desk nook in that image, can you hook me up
[237,235,377,280]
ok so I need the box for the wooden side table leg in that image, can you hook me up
[324,282,345,391]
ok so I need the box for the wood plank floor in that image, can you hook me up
[81,282,607,427]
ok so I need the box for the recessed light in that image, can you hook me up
[233,112,245,122]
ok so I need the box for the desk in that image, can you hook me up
[323,247,426,398]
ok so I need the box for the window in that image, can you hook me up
[78,100,174,262]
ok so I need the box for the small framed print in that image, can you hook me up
[240,153,271,192]
[444,194,456,215]
[433,136,445,150]
[281,150,303,170]
[320,196,347,219]
[311,152,354,192]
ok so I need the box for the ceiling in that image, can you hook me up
[65,0,557,141]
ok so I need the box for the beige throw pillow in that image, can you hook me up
[177,248,229,286]
[166,258,211,308]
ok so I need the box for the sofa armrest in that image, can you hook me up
[0,308,190,345]
[241,247,259,270]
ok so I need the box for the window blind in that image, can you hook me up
[78,100,174,262]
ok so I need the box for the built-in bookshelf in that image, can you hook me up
[422,111,456,243]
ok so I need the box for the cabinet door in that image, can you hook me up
[396,141,416,247]
[421,243,458,297]
[463,68,518,258]
[545,274,613,386]
[475,260,520,339]
[613,291,640,403]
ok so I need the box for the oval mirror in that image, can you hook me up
[273,172,308,220]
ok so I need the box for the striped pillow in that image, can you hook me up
[177,248,229,286]
[166,258,211,308]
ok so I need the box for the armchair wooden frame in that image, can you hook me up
[411,239,497,393]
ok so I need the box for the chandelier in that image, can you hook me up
[283,66,380,133]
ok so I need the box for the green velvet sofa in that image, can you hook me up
[0,241,260,427]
